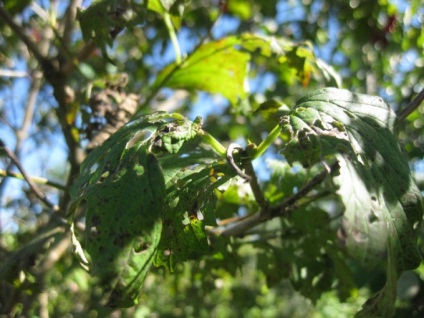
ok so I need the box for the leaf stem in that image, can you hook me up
[220,162,338,237]
[132,9,222,117]
[199,130,227,158]
[252,123,282,159]
[0,141,60,212]
[163,12,181,65]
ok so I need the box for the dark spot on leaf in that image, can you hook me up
[368,212,378,223]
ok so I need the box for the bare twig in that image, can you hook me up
[0,69,28,77]
[0,69,43,235]
[397,88,424,122]
[0,169,67,191]
[17,70,43,143]
[0,141,60,212]
[61,0,82,51]
[269,162,339,218]
[0,7,49,65]
[132,3,224,118]
[0,5,85,212]
[220,162,339,237]
[243,161,267,211]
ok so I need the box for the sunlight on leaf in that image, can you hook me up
[154,37,250,104]
[68,112,233,305]
[69,113,169,307]
[280,87,423,316]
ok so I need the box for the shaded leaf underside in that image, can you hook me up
[280,88,423,316]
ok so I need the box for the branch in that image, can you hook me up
[0,69,28,77]
[397,88,424,122]
[17,70,43,142]
[0,69,42,208]
[0,169,67,191]
[0,7,49,65]
[61,40,97,76]
[220,162,339,237]
[243,161,267,211]
[61,0,82,50]
[0,141,60,212]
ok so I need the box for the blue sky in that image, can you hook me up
[0,0,422,232]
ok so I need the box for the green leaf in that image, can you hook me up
[239,34,318,86]
[154,146,235,271]
[78,1,116,60]
[154,37,250,104]
[227,0,253,20]
[69,112,205,306]
[69,112,233,305]
[355,246,398,317]
[3,0,32,15]
[280,88,423,315]
[69,114,169,307]
[147,0,174,14]
[78,0,144,63]
[315,58,343,88]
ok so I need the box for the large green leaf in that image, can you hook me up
[69,113,200,305]
[154,37,250,104]
[154,143,235,271]
[280,88,423,315]
[154,33,340,106]
[69,113,171,307]
[69,112,231,306]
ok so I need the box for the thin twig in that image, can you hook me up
[0,69,28,77]
[61,0,82,52]
[243,161,267,211]
[269,162,339,217]
[0,68,43,236]
[132,4,224,118]
[0,141,60,212]
[220,162,339,237]
[0,169,67,191]
[397,88,424,122]
[0,7,49,65]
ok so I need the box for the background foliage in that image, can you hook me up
[0,0,423,317]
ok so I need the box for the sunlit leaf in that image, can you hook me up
[154,37,250,104]
[280,87,423,315]
[69,113,170,307]
[154,146,234,271]
[69,112,232,305]
[227,0,252,20]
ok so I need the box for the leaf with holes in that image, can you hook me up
[68,113,206,306]
[154,145,235,271]
[69,112,232,306]
[280,87,423,316]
